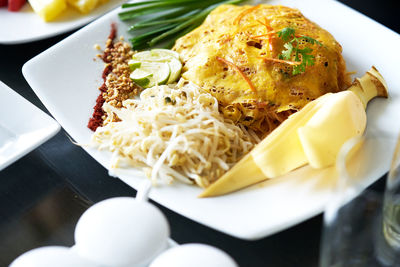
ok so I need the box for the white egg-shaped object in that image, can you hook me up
[74,197,169,266]
[149,243,238,267]
[10,246,100,267]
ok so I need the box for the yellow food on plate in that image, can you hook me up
[174,4,351,135]
[200,67,388,197]
[30,0,108,21]
[29,0,67,21]
[88,5,389,197]
[296,91,366,169]
[67,0,98,13]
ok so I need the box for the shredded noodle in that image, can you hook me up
[91,80,258,187]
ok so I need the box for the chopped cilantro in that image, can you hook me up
[276,27,323,75]
[277,27,295,42]
[280,42,294,60]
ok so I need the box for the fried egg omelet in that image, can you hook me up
[173,4,351,135]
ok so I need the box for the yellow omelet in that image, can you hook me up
[173,4,351,135]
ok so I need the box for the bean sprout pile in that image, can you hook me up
[91,80,258,187]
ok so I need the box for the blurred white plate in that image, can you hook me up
[0,0,125,44]
[0,81,60,171]
[22,0,400,239]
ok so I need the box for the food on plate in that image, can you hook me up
[200,67,388,197]
[6,0,26,11]
[27,0,107,21]
[1,0,26,11]
[67,0,97,14]
[88,29,256,187]
[88,30,182,131]
[88,25,140,131]
[129,49,182,88]
[90,80,257,188]
[89,4,388,196]
[118,0,246,50]
[29,0,67,21]
[173,4,351,135]
[67,0,108,14]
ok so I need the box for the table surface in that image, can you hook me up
[0,1,398,266]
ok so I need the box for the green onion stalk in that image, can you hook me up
[119,0,247,50]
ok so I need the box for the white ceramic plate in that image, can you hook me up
[0,0,125,44]
[0,81,60,171]
[23,0,400,240]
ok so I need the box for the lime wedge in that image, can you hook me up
[130,62,170,88]
[133,49,179,62]
[130,69,152,87]
[167,57,182,83]
[130,49,180,86]
[145,62,170,87]
[128,60,141,71]
[132,51,153,61]
[151,49,180,60]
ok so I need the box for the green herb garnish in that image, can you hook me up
[277,27,295,42]
[277,27,323,75]
[119,0,247,50]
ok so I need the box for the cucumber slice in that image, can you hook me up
[131,62,170,88]
[128,59,141,71]
[167,57,182,83]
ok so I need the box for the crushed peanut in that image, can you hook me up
[101,41,140,124]
[88,26,141,132]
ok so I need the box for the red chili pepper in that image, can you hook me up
[88,24,117,131]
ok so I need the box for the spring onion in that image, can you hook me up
[119,0,247,49]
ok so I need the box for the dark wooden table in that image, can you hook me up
[0,1,398,266]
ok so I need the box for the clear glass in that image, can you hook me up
[383,134,400,251]
[320,131,400,267]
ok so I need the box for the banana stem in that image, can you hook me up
[349,66,388,109]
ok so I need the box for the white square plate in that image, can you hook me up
[0,81,60,171]
[0,0,125,44]
[22,0,400,239]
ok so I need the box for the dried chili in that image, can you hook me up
[87,23,117,131]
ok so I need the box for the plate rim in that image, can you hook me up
[0,80,61,171]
